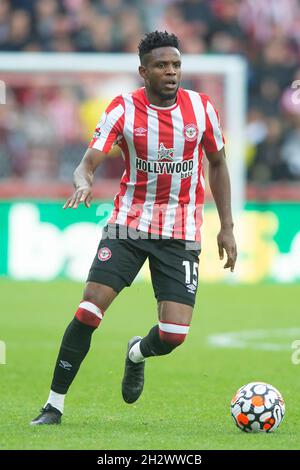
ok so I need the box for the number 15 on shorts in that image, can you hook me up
[182,261,199,294]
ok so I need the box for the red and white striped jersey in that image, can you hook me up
[89,87,225,241]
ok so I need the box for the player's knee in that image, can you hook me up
[83,282,116,311]
[158,321,190,348]
[75,282,115,328]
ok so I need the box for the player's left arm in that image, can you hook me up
[206,147,237,272]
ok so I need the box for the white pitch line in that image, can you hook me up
[207,328,300,351]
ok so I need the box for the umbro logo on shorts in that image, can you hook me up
[187,284,197,294]
[98,247,112,262]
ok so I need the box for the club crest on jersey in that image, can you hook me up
[183,123,199,142]
[98,247,112,262]
[157,142,175,161]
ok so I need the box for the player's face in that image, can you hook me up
[139,47,182,102]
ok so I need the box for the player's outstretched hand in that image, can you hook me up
[217,228,237,272]
[63,186,92,209]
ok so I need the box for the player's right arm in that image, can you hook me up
[63,148,107,209]
[63,95,125,210]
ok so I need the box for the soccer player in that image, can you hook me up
[31,31,237,425]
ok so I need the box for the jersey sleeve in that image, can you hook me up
[88,95,124,154]
[200,94,225,153]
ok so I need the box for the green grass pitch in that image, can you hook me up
[0,280,299,450]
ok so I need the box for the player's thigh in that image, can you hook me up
[149,239,201,310]
[87,225,147,301]
[158,300,193,325]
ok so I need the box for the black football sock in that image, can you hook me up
[139,325,177,357]
[51,317,97,394]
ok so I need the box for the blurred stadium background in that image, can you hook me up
[1,0,300,283]
[1,0,300,450]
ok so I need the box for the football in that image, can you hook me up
[231,382,285,432]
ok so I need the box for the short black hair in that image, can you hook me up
[138,31,180,64]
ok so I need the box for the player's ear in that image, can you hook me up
[139,65,146,80]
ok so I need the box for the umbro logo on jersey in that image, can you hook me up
[134,127,147,136]
[157,143,175,161]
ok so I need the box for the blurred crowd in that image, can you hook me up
[1,0,300,183]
